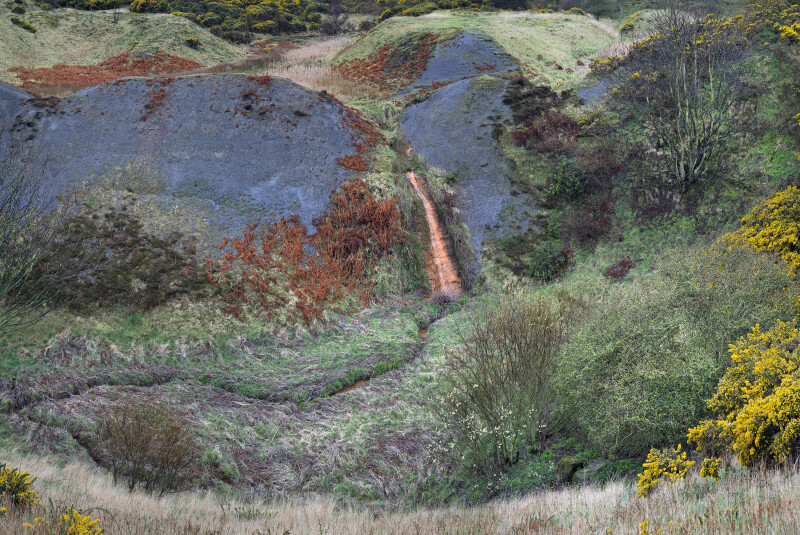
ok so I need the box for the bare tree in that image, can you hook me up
[0,146,84,337]
[611,6,750,190]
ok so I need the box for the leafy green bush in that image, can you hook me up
[543,156,585,200]
[436,288,574,473]
[556,243,800,456]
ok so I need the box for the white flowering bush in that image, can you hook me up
[436,288,572,473]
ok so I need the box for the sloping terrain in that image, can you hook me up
[336,11,617,89]
[401,75,536,260]
[0,5,247,88]
[2,74,375,246]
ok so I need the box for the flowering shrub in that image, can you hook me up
[0,464,39,507]
[700,457,721,480]
[185,36,199,48]
[437,289,573,473]
[636,444,695,497]
[688,319,800,466]
[10,16,37,32]
[721,186,800,272]
[56,506,104,534]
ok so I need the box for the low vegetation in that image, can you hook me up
[2,0,800,532]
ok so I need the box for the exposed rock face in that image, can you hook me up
[0,81,32,157]
[401,31,518,94]
[1,74,367,244]
[400,75,536,266]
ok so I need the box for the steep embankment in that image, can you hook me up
[402,75,537,264]
[1,74,378,247]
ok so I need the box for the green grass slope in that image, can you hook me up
[337,11,618,87]
[0,5,248,85]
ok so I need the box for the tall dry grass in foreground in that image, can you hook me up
[2,449,800,534]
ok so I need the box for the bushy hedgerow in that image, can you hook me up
[555,242,800,456]
[688,319,800,466]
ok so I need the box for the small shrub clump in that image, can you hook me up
[96,398,202,496]
[636,444,695,497]
[700,457,721,480]
[57,506,104,534]
[10,16,36,32]
[0,464,39,506]
[688,319,800,467]
[185,36,199,48]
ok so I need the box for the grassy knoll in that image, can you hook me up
[0,4,247,85]
[336,11,618,88]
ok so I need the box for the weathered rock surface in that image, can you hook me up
[400,75,536,266]
[401,31,518,94]
[0,81,32,157]
[1,74,366,243]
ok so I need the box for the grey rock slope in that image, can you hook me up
[0,81,33,157]
[399,31,518,95]
[2,74,366,243]
[400,75,535,263]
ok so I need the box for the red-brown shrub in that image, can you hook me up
[605,256,634,279]
[205,179,403,324]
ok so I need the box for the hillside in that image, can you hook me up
[2,2,800,534]
[0,3,247,92]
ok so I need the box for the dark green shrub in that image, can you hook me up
[376,8,394,22]
[10,16,36,31]
[357,18,374,31]
[11,5,25,13]
[528,239,571,281]
[35,198,207,313]
[555,243,800,457]
[543,156,585,200]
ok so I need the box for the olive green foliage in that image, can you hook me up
[556,243,800,456]
[437,288,574,474]
[543,156,585,200]
[96,398,202,496]
[127,0,326,39]
[40,197,207,313]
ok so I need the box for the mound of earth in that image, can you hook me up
[1,74,375,245]
[400,31,518,94]
[400,75,536,265]
[336,31,517,95]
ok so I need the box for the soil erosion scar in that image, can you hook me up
[406,170,461,295]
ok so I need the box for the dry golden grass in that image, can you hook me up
[3,449,800,534]
[253,37,381,101]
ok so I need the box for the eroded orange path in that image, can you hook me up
[406,171,462,295]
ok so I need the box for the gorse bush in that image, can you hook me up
[437,288,574,474]
[0,464,39,506]
[636,444,695,497]
[56,506,104,534]
[206,178,403,325]
[96,398,202,496]
[556,243,800,456]
[688,319,800,467]
[722,185,800,272]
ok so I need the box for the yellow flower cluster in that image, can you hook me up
[0,465,39,507]
[58,506,104,535]
[688,320,800,466]
[721,186,800,272]
[700,456,721,480]
[636,444,695,497]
